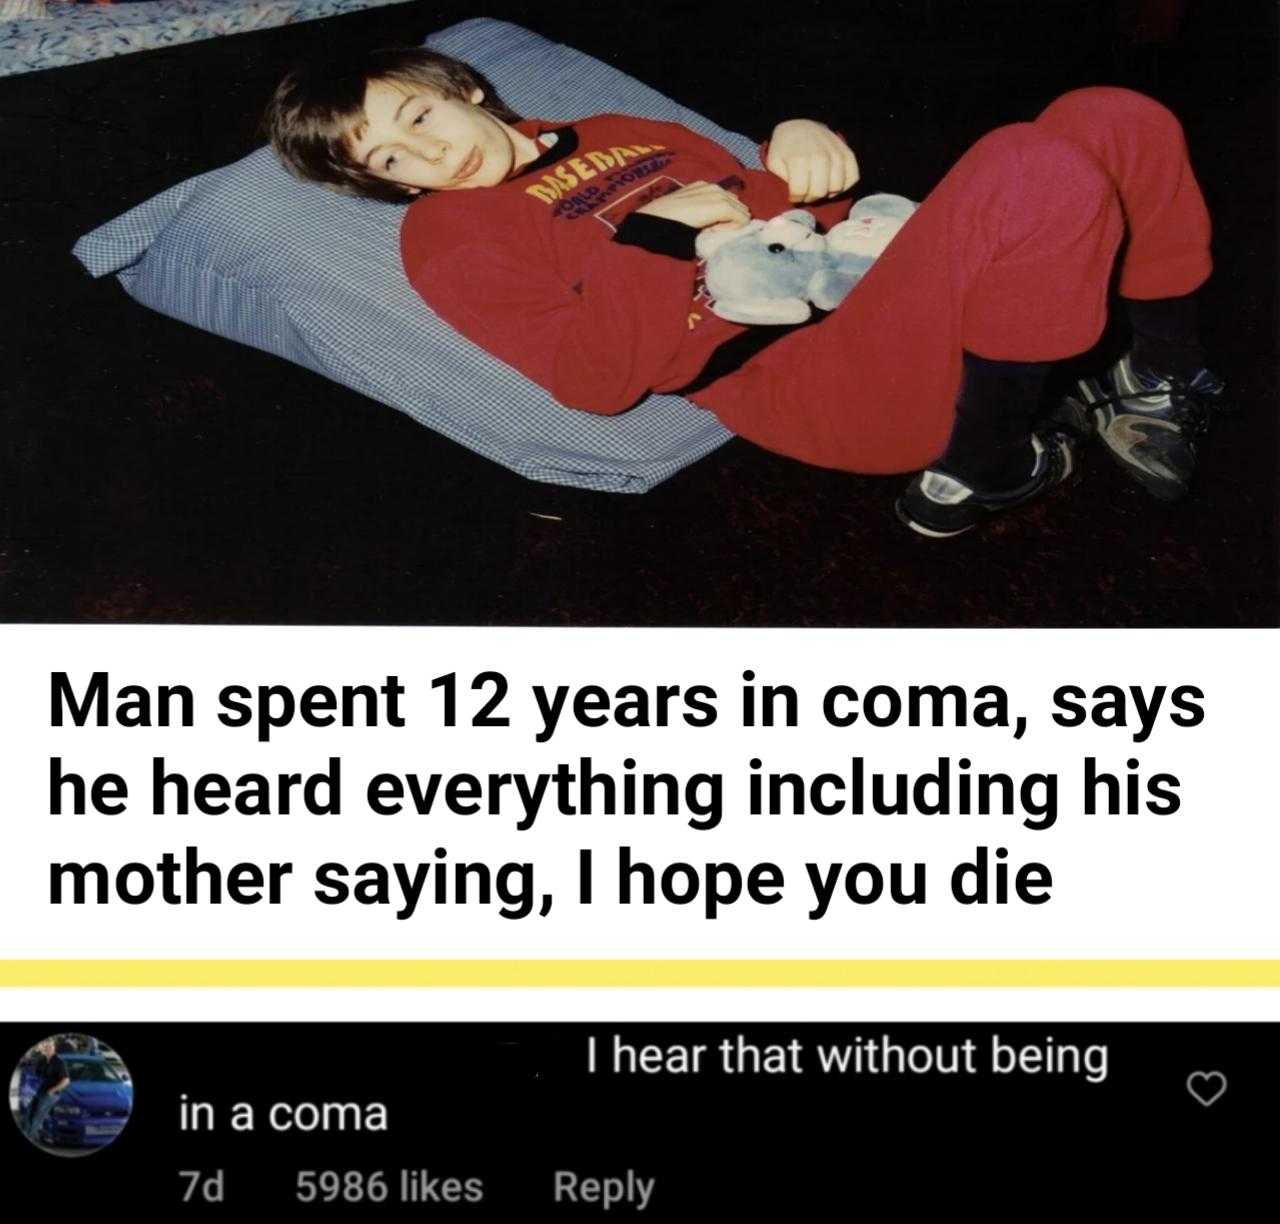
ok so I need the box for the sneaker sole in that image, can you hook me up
[893,499,976,538]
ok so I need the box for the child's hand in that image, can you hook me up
[634,181,752,229]
[766,120,859,203]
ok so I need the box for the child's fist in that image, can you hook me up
[766,120,859,203]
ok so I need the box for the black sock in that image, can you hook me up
[1124,295,1204,378]
[936,353,1051,490]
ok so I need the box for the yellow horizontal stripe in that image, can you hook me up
[1,960,1278,988]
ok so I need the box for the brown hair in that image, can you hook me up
[265,46,522,204]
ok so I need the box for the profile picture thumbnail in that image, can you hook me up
[9,1034,133,1155]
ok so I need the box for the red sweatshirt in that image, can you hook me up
[399,114,851,415]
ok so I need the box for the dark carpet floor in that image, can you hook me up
[2,0,1275,625]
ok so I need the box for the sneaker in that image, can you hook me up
[895,431,1075,538]
[1059,354,1226,501]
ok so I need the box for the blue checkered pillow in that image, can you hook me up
[71,18,758,492]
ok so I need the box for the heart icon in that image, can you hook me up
[1186,1070,1227,1107]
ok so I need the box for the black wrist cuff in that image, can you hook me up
[613,212,699,260]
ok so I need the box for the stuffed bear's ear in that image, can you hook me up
[772,209,819,231]
[849,192,917,221]
[695,219,762,260]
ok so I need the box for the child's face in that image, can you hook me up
[347,79,526,194]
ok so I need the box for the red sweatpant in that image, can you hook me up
[690,87,1213,474]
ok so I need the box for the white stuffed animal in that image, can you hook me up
[695,193,917,325]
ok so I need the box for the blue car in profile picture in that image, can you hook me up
[20,1055,133,1148]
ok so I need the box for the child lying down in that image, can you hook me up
[266,47,1225,538]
